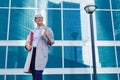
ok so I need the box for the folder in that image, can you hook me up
[29,32,33,46]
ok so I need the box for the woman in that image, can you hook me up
[24,14,54,80]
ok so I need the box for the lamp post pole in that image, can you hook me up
[90,13,97,80]
[84,5,97,80]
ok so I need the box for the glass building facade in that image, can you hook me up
[0,0,120,80]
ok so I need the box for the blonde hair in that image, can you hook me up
[34,13,47,30]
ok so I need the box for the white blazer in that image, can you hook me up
[24,27,54,73]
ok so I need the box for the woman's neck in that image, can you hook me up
[37,24,43,27]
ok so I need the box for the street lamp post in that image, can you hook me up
[84,5,97,80]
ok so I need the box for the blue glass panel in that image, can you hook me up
[65,74,91,80]
[95,0,110,9]
[16,75,62,80]
[119,74,120,79]
[43,75,62,80]
[47,10,62,40]
[97,74,118,80]
[0,75,4,80]
[9,9,35,40]
[96,11,113,40]
[112,0,120,9]
[116,47,120,67]
[0,0,9,7]
[37,0,47,8]
[16,75,32,80]
[6,75,15,80]
[47,1,61,8]
[7,46,27,68]
[0,47,6,68]
[63,1,80,8]
[0,9,8,40]
[46,47,62,68]
[113,11,120,40]
[63,10,81,40]
[11,0,35,7]
[98,46,116,67]
[64,46,89,68]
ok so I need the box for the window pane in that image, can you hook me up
[0,9,8,40]
[112,0,120,9]
[0,75,4,80]
[96,11,113,40]
[43,75,62,80]
[98,46,116,67]
[0,47,6,68]
[47,0,61,8]
[97,74,118,80]
[63,10,81,40]
[7,75,32,80]
[63,1,80,8]
[6,75,15,80]
[37,0,61,8]
[7,46,27,68]
[65,74,91,80]
[47,10,62,40]
[0,0,9,7]
[113,11,120,40]
[11,0,35,7]
[95,0,110,9]
[46,47,62,68]
[116,47,120,67]
[16,75,32,80]
[64,46,89,68]
[9,9,35,40]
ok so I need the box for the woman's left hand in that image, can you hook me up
[44,30,48,37]
[44,30,51,45]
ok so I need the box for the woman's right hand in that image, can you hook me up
[26,44,32,51]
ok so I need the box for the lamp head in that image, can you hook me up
[84,5,97,14]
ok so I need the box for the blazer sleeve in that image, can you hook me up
[44,28,54,46]
[24,32,31,51]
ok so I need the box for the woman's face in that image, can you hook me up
[34,14,43,25]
